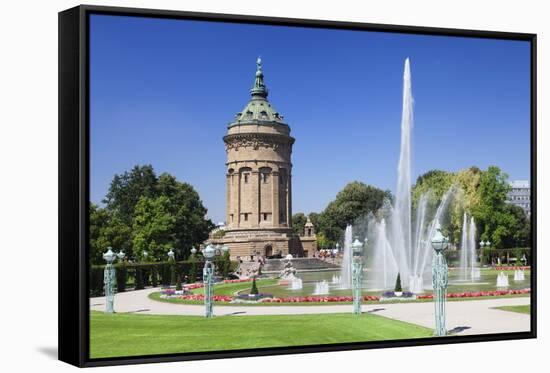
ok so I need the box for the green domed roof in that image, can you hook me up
[229,58,288,127]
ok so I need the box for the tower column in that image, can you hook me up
[232,172,239,227]
[286,172,292,226]
[237,172,241,227]
[251,169,260,227]
[272,170,280,226]
[226,173,231,226]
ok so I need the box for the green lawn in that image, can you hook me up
[494,305,531,314]
[90,311,432,359]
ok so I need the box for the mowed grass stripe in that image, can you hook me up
[90,311,432,358]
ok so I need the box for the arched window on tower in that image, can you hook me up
[239,167,252,185]
[259,167,272,184]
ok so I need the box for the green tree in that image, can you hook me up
[292,213,307,235]
[316,181,391,244]
[104,165,158,226]
[308,212,320,229]
[99,166,214,262]
[250,276,259,295]
[315,232,330,250]
[132,196,176,261]
[471,166,511,247]
[89,204,111,264]
[412,170,454,206]
[89,204,132,264]
[394,273,402,292]
[412,166,529,249]
[215,251,232,279]
[156,173,214,260]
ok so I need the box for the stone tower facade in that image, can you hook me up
[219,58,302,260]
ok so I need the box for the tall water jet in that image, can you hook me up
[365,58,457,294]
[340,225,353,288]
[415,187,456,288]
[369,218,399,290]
[459,214,479,281]
[460,212,469,280]
[468,216,479,280]
[391,57,414,287]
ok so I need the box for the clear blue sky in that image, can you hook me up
[90,14,531,223]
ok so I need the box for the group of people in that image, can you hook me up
[314,249,338,261]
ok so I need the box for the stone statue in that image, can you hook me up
[279,254,297,280]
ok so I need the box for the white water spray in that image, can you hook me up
[340,225,353,288]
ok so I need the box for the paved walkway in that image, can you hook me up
[90,288,531,336]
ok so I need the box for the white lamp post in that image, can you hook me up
[203,244,216,318]
[431,228,449,336]
[102,248,116,313]
[351,238,364,315]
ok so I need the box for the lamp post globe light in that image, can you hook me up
[102,247,116,313]
[143,250,148,261]
[431,227,449,336]
[168,249,175,261]
[191,247,197,256]
[116,250,125,261]
[351,237,364,315]
[203,244,216,318]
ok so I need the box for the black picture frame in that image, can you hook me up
[59,4,537,368]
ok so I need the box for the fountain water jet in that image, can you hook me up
[340,225,353,289]
[364,58,457,294]
[460,212,469,280]
[497,272,509,287]
[514,270,525,282]
[289,277,303,290]
[468,216,480,280]
[313,280,330,295]
[459,214,479,282]
[369,218,398,290]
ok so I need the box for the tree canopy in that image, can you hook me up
[411,166,530,249]
[314,181,392,245]
[89,165,214,264]
[291,213,307,235]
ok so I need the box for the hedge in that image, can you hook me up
[89,259,239,296]
[443,247,531,267]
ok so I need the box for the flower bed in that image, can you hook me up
[417,288,530,299]
[173,289,530,303]
[235,293,273,300]
[162,280,531,304]
[259,295,380,303]
[177,294,234,302]
[494,266,530,271]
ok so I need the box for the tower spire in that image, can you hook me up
[250,56,268,98]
